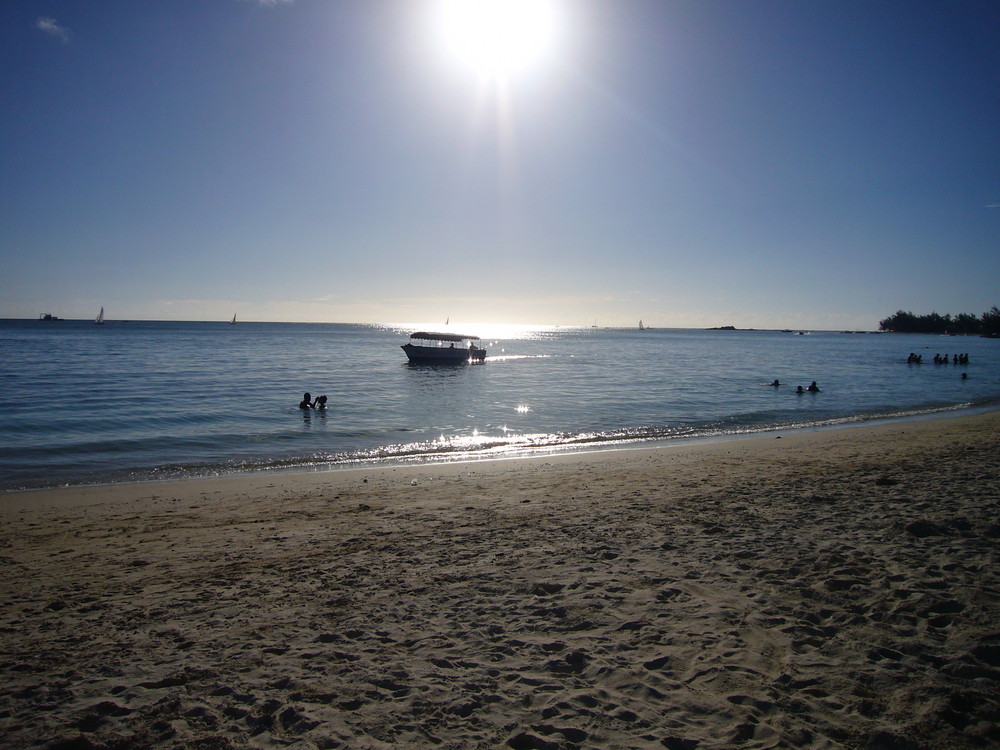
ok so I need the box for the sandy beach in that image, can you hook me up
[2,412,998,750]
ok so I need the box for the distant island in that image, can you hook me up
[879,307,1000,337]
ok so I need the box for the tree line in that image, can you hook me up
[879,307,1000,336]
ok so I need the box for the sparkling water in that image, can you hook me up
[1,319,997,490]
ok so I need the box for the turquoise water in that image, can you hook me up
[1,319,998,490]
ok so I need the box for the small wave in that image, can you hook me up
[248,401,995,473]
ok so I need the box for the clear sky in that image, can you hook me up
[2,1,998,330]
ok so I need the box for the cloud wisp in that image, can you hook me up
[36,17,71,43]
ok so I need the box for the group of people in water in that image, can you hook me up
[907,352,970,365]
[906,352,971,380]
[299,392,328,410]
[768,380,820,393]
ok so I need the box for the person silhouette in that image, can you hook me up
[315,395,328,409]
[299,392,314,409]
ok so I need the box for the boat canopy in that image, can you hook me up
[408,331,481,342]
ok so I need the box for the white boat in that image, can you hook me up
[94,307,105,325]
[401,331,486,363]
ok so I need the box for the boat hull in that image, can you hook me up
[402,344,486,363]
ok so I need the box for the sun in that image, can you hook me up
[437,0,558,79]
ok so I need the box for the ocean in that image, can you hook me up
[2,319,998,491]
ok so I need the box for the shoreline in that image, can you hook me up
[1,411,998,748]
[5,402,997,499]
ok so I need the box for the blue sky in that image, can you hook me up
[2,0,998,329]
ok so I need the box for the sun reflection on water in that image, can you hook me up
[387,321,562,341]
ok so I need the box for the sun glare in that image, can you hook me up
[437,0,557,79]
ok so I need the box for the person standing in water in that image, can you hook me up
[299,392,314,409]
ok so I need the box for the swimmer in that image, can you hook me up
[299,392,313,409]
[807,381,820,392]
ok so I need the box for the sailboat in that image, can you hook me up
[639,320,644,331]
[94,307,105,325]
[230,313,237,325]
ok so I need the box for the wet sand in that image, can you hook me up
[2,412,999,749]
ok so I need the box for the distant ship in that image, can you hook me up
[94,307,105,325]
[39,313,62,321]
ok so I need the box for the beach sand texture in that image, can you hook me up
[2,413,999,749]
